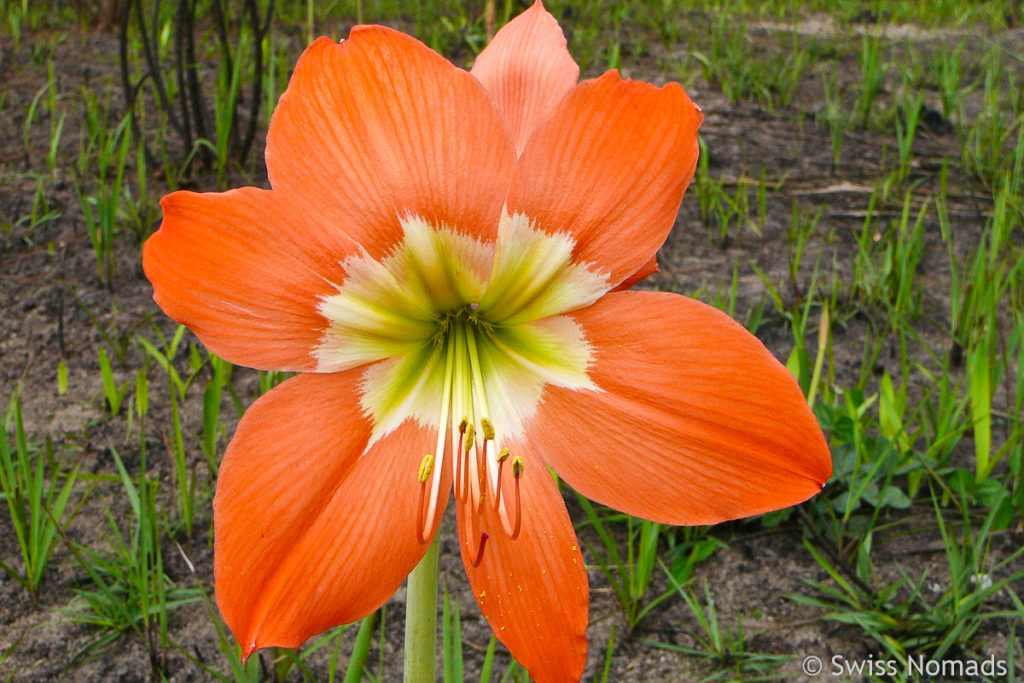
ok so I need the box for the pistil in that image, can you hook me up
[469,532,489,568]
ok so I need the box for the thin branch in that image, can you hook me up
[119,1,149,165]
[183,0,209,163]
[797,505,877,597]
[135,0,183,140]
[238,0,273,165]
[174,0,194,153]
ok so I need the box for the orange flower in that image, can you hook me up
[143,3,831,680]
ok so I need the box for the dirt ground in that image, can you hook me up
[2,11,1023,683]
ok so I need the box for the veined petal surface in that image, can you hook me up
[144,188,353,372]
[506,71,702,288]
[266,27,516,256]
[214,371,448,655]
[471,1,579,154]
[527,291,832,526]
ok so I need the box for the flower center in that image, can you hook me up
[414,304,528,545]
[313,211,609,546]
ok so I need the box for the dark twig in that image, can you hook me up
[209,0,237,155]
[210,0,235,91]
[797,505,877,597]
[119,2,156,168]
[55,284,66,358]
[174,0,195,153]
[119,0,272,175]
[238,0,274,165]
[134,0,183,141]
[182,0,209,161]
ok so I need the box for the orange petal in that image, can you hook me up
[214,371,449,655]
[266,28,516,256]
[144,188,353,371]
[526,291,831,526]
[611,254,659,291]
[471,1,579,155]
[506,71,702,287]
[457,455,587,682]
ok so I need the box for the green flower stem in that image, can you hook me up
[404,535,440,682]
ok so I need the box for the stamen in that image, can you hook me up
[477,427,491,514]
[415,453,434,544]
[465,421,483,512]
[475,442,488,513]
[509,456,523,539]
[494,447,511,506]
[461,427,473,501]
[419,334,456,544]
[480,417,495,440]
[454,417,468,501]
[417,454,435,484]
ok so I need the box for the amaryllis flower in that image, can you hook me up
[143,2,831,680]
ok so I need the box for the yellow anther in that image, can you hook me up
[458,416,468,433]
[511,455,524,479]
[417,454,435,484]
[463,424,475,451]
[497,447,511,463]
[480,417,495,440]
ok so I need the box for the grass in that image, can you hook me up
[652,577,790,681]
[1,0,1022,680]
[0,394,82,598]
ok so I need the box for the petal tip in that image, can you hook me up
[240,640,258,661]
